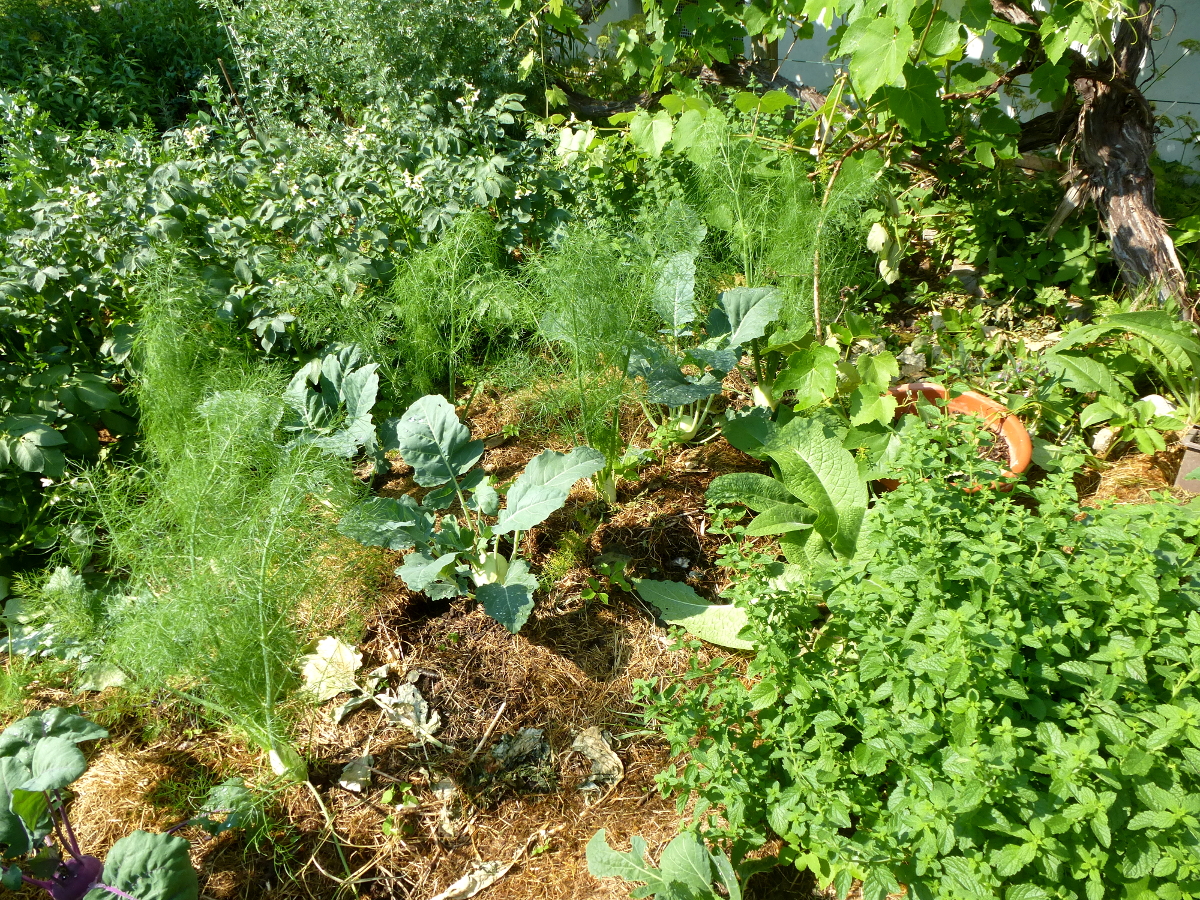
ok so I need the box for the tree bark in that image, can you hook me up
[1068,0,1190,311]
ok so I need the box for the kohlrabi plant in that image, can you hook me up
[339,395,603,632]
[627,276,786,444]
[587,829,744,900]
[0,708,198,900]
[282,345,382,462]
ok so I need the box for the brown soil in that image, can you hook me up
[6,388,816,900]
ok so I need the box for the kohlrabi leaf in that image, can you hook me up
[720,408,776,457]
[0,709,108,764]
[648,368,723,408]
[634,580,753,650]
[764,417,868,559]
[715,287,784,348]
[467,478,501,516]
[0,757,34,855]
[84,831,198,900]
[477,559,540,633]
[685,345,741,376]
[627,344,724,408]
[337,495,431,550]
[386,395,483,487]
[396,550,461,593]
[587,830,662,889]
[20,736,86,792]
[495,447,604,534]
[745,504,816,537]
[340,362,380,423]
[652,251,698,333]
[657,831,718,897]
[706,472,798,512]
[774,346,839,409]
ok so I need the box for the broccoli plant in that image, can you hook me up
[339,395,603,632]
[0,709,198,900]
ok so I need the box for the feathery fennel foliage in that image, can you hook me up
[69,268,359,755]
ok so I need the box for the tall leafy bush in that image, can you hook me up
[649,422,1200,900]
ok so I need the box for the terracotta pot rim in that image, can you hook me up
[883,381,1034,490]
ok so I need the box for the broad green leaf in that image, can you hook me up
[340,362,379,423]
[746,504,815,536]
[658,832,715,895]
[387,395,483,487]
[84,831,198,900]
[0,757,34,855]
[477,559,539,633]
[707,472,797,512]
[0,709,107,763]
[653,251,698,332]
[849,387,899,427]
[855,350,899,391]
[21,736,86,792]
[1042,350,1121,396]
[881,65,946,135]
[629,109,673,157]
[634,579,753,650]
[338,495,431,550]
[922,12,964,57]
[720,408,776,456]
[1080,401,1116,429]
[716,287,784,347]
[495,447,604,534]
[645,367,723,408]
[764,417,868,558]
[845,16,913,99]
[775,346,839,409]
[396,550,460,593]
[587,830,661,887]
[1058,312,1200,372]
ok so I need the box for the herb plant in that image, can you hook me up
[339,395,603,632]
[648,420,1200,900]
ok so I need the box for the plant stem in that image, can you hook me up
[54,789,83,859]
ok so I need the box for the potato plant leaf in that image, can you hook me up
[634,580,753,650]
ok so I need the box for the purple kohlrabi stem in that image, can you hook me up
[43,791,82,864]
[89,883,139,900]
[53,790,83,860]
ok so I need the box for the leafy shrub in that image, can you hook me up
[0,0,226,130]
[648,422,1200,900]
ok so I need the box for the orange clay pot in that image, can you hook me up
[878,382,1033,493]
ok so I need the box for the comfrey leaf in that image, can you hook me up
[634,580,753,651]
